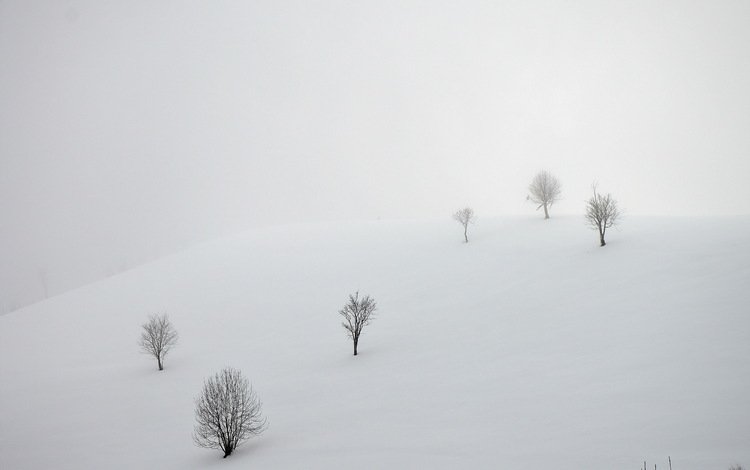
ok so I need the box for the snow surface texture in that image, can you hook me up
[1,216,749,470]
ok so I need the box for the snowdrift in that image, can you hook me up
[1,216,749,469]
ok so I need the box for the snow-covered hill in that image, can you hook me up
[1,216,748,470]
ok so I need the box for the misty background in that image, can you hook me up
[2,0,749,312]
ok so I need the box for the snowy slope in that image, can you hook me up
[1,216,749,470]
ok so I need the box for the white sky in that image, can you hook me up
[1,0,749,308]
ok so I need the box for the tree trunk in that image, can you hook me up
[157,356,163,371]
[353,336,358,356]
[543,203,549,219]
[223,447,233,458]
[599,231,606,247]
[464,225,468,243]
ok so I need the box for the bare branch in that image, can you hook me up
[584,184,620,247]
[138,313,178,371]
[339,292,377,356]
[527,171,562,219]
[193,367,267,458]
[452,207,475,243]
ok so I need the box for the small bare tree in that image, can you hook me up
[193,367,267,458]
[339,292,377,356]
[453,207,475,243]
[585,185,620,247]
[527,170,561,219]
[138,313,178,371]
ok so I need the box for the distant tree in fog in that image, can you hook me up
[138,313,178,371]
[339,292,377,356]
[729,465,745,470]
[527,170,561,219]
[584,185,620,247]
[193,367,267,458]
[453,207,475,243]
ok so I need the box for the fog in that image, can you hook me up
[2,0,749,312]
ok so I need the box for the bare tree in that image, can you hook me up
[729,465,745,470]
[339,292,377,356]
[527,170,561,219]
[453,207,475,243]
[193,367,267,458]
[138,313,178,371]
[585,185,620,247]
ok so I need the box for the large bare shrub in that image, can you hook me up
[193,367,267,458]
[339,292,377,356]
[138,313,178,371]
[452,207,475,243]
[527,170,561,219]
[585,185,620,247]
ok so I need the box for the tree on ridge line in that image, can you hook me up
[453,207,475,243]
[585,184,620,247]
[527,170,562,219]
